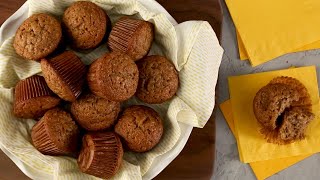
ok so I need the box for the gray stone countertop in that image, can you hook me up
[212,1,320,180]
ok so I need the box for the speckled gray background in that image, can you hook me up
[212,1,320,180]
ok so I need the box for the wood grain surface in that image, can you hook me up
[0,0,222,179]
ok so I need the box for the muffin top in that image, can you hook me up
[14,13,62,60]
[115,105,163,152]
[136,55,179,104]
[43,108,79,152]
[87,52,139,102]
[63,1,107,49]
[269,76,312,109]
[71,93,120,131]
[253,83,300,130]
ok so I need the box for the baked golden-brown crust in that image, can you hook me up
[63,1,108,49]
[253,83,300,130]
[87,52,139,102]
[115,105,163,152]
[31,108,80,155]
[136,55,179,104]
[41,51,87,102]
[13,75,60,119]
[108,17,154,61]
[269,76,312,109]
[14,13,62,60]
[71,93,120,131]
[78,132,123,179]
[253,77,315,144]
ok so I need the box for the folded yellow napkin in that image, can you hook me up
[220,100,313,180]
[225,0,320,66]
[237,31,320,61]
[228,66,320,163]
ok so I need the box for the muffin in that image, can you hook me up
[71,93,120,131]
[108,17,154,61]
[253,83,300,130]
[63,1,108,49]
[136,55,179,104]
[78,132,123,179]
[253,77,315,144]
[115,105,163,152]
[31,108,80,155]
[41,51,87,102]
[87,52,139,102]
[14,13,62,60]
[13,75,60,119]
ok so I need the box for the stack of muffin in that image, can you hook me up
[12,1,179,179]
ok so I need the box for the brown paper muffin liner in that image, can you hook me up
[108,18,143,52]
[48,51,87,98]
[31,119,65,155]
[269,76,313,109]
[78,132,123,179]
[15,75,53,103]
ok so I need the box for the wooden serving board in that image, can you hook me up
[0,0,222,179]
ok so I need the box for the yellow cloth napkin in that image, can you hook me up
[228,66,320,163]
[225,0,320,66]
[220,100,313,180]
[237,31,320,61]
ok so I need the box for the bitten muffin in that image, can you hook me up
[41,51,87,102]
[253,83,300,130]
[87,52,139,102]
[71,93,120,131]
[31,108,80,155]
[14,13,62,60]
[78,132,123,179]
[136,55,179,104]
[108,17,154,61]
[253,77,315,144]
[13,75,60,119]
[63,1,108,49]
[115,105,163,152]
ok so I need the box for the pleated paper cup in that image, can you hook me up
[41,51,87,102]
[14,75,60,119]
[78,132,123,179]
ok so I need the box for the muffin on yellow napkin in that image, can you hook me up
[220,100,313,180]
[228,66,320,163]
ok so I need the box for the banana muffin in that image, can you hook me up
[31,108,80,155]
[14,13,62,60]
[87,52,139,102]
[13,75,60,119]
[71,93,120,131]
[78,132,123,179]
[136,55,179,104]
[115,105,163,152]
[63,1,108,49]
[108,17,154,61]
[253,77,314,144]
[41,51,87,102]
